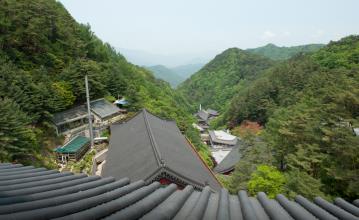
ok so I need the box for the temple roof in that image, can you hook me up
[102,109,222,191]
[209,130,238,146]
[206,108,219,116]
[54,136,90,154]
[90,98,120,119]
[196,109,209,121]
[214,143,242,174]
[1,163,358,220]
[52,98,120,126]
[52,105,88,126]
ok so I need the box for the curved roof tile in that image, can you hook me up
[1,163,358,220]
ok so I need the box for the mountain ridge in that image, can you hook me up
[246,43,325,60]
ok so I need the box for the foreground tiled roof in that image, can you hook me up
[1,163,358,220]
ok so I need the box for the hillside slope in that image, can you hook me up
[247,43,324,60]
[223,36,359,199]
[178,48,275,111]
[0,0,209,166]
[145,65,184,87]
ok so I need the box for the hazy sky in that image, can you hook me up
[59,0,359,64]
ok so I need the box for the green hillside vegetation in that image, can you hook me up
[219,36,359,200]
[0,0,212,167]
[145,65,184,88]
[178,48,275,111]
[247,43,324,60]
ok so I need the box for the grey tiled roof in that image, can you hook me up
[196,110,209,121]
[214,145,242,174]
[1,163,358,220]
[206,109,219,116]
[102,109,222,191]
[209,130,238,146]
[52,105,88,125]
[90,98,120,119]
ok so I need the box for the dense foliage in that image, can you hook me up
[180,36,358,199]
[0,0,211,166]
[247,165,286,199]
[216,36,359,200]
[178,48,274,111]
[0,98,37,162]
[247,43,324,60]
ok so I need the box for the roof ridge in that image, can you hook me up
[142,109,165,167]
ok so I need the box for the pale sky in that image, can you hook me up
[59,0,359,65]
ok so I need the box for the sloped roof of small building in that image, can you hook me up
[52,105,88,126]
[196,109,209,121]
[54,136,90,154]
[214,143,243,174]
[207,108,219,116]
[209,130,238,146]
[102,109,222,191]
[90,98,120,119]
[1,163,358,220]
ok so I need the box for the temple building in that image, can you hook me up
[194,107,219,130]
[214,144,242,175]
[208,130,238,148]
[101,109,222,191]
[52,98,123,136]
[54,135,90,162]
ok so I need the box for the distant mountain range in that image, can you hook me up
[145,63,204,88]
[118,48,215,67]
[246,43,324,60]
[177,48,274,110]
[132,43,325,87]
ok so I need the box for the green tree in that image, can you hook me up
[0,98,37,162]
[248,165,286,198]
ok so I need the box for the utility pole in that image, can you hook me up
[85,75,94,148]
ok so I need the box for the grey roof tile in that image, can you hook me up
[1,163,358,220]
[214,145,242,173]
[52,105,88,125]
[90,98,120,119]
[102,109,222,191]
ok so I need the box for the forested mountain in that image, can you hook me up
[145,65,184,87]
[0,0,212,167]
[247,43,324,60]
[146,63,204,87]
[178,48,275,111]
[217,36,359,200]
[171,63,204,79]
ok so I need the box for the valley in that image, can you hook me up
[0,0,358,213]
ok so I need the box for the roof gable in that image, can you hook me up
[102,109,222,190]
